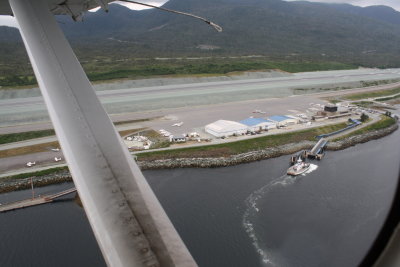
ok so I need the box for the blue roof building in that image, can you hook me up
[239,118,276,131]
[268,115,291,122]
[268,115,299,126]
[240,118,270,126]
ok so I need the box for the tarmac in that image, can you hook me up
[0,68,399,174]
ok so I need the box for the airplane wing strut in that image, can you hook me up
[9,0,197,266]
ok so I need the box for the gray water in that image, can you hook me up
[0,128,399,266]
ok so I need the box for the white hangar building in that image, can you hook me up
[205,120,248,138]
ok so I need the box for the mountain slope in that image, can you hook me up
[328,3,400,26]
[1,0,400,67]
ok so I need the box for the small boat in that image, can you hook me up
[287,158,310,176]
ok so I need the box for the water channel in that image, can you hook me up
[0,128,399,266]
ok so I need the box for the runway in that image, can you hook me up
[0,67,399,173]
[1,68,399,129]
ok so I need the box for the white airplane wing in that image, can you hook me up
[0,0,113,17]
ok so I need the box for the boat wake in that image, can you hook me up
[304,163,318,175]
[242,164,318,265]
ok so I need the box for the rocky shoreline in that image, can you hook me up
[1,122,397,193]
[138,122,398,169]
[0,172,72,194]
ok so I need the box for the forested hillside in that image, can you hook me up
[1,0,400,85]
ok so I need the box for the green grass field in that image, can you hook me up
[376,94,400,102]
[0,60,356,88]
[333,116,396,140]
[345,87,400,101]
[0,130,55,145]
[3,166,69,180]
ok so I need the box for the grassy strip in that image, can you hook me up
[137,122,347,161]
[353,101,374,108]
[0,75,37,87]
[3,117,396,180]
[0,128,145,158]
[0,60,355,87]
[360,79,400,87]
[376,94,400,102]
[333,116,396,141]
[0,121,146,145]
[3,166,69,180]
[118,128,146,137]
[345,87,400,101]
[0,129,55,145]
[0,141,59,158]
[86,61,355,82]
[327,99,342,104]
[113,118,150,125]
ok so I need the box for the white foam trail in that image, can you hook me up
[271,175,296,187]
[302,163,318,175]
[242,164,318,265]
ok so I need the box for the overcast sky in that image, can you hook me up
[0,0,399,28]
[286,0,400,10]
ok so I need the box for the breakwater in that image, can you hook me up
[1,122,397,192]
[327,123,398,150]
[0,171,72,194]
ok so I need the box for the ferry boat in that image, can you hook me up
[287,158,310,176]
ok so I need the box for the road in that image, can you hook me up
[0,122,147,151]
[0,114,365,176]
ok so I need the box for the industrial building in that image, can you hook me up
[324,104,338,113]
[268,115,299,127]
[169,135,187,143]
[315,105,351,120]
[205,120,248,137]
[239,118,276,132]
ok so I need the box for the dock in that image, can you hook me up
[306,138,328,160]
[0,187,77,212]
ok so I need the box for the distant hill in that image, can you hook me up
[328,4,400,26]
[1,0,400,69]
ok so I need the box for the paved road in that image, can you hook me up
[0,112,387,176]
[0,162,67,178]
[0,94,324,173]
[0,115,362,175]
[0,150,64,174]
[0,123,146,151]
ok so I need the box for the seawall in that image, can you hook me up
[1,122,397,192]
[138,123,398,169]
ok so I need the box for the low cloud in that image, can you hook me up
[115,0,168,10]
[1,1,169,28]
[285,0,400,11]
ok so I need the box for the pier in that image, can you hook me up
[0,187,77,212]
[306,138,328,160]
